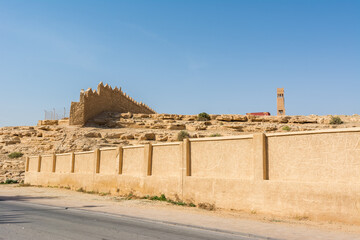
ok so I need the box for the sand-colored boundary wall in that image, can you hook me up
[25,128,360,224]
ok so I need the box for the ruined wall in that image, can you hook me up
[70,82,156,125]
[25,128,360,224]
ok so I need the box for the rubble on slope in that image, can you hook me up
[1,113,360,182]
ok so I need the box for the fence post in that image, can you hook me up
[253,133,268,180]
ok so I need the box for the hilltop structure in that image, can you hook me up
[69,82,156,125]
[277,88,285,116]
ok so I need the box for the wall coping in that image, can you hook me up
[99,147,117,151]
[74,150,95,155]
[152,142,181,147]
[56,153,72,156]
[122,145,145,149]
[189,134,253,142]
[266,127,360,137]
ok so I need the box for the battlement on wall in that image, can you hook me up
[70,82,156,125]
[81,82,155,112]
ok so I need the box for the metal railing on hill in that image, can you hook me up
[44,108,68,120]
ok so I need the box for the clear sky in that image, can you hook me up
[0,0,359,126]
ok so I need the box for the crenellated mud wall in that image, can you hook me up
[70,82,156,125]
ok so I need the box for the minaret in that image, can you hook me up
[277,88,285,116]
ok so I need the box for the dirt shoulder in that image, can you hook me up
[1,185,360,240]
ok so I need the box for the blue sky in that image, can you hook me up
[0,0,359,126]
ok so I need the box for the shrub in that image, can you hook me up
[282,126,291,131]
[209,133,222,137]
[99,192,110,196]
[168,200,186,206]
[8,152,23,159]
[150,194,167,201]
[177,130,190,141]
[1,179,18,184]
[294,215,309,221]
[330,116,343,125]
[125,192,134,200]
[197,112,210,121]
[146,194,195,207]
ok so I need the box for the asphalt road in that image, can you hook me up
[0,199,270,240]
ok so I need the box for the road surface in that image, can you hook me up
[0,199,269,240]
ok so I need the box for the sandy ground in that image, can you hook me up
[1,184,360,240]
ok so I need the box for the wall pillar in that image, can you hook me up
[70,152,75,173]
[179,142,185,199]
[37,155,42,172]
[144,143,153,176]
[117,146,123,174]
[52,153,56,173]
[25,157,29,172]
[183,138,191,176]
[253,133,268,180]
[94,148,100,174]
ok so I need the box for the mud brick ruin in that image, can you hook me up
[70,82,156,125]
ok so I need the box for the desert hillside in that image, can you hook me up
[1,113,360,182]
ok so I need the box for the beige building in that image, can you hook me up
[277,88,285,116]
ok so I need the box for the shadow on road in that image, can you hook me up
[81,205,102,208]
[0,213,28,225]
[0,195,58,225]
[0,195,59,202]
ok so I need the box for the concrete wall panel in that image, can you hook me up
[28,156,38,172]
[268,132,360,183]
[152,144,181,177]
[41,155,53,173]
[190,139,254,179]
[99,149,117,174]
[122,147,144,176]
[74,152,94,174]
[55,154,71,173]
